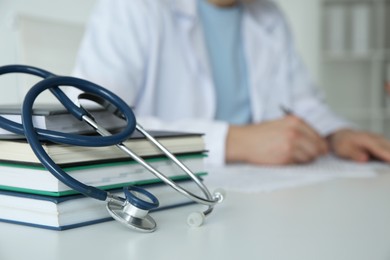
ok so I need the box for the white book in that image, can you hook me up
[0,130,205,165]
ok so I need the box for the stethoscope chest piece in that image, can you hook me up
[106,186,160,232]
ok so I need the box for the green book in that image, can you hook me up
[0,154,207,197]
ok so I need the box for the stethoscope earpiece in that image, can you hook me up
[187,211,205,227]
[186,189,226,228]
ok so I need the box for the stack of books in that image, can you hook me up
[0,105,208,230]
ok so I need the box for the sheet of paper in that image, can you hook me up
[204,155,390,193]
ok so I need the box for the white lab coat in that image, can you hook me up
[71,0,351,166]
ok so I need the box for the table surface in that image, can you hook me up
[1,169,390,260]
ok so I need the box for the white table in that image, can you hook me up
[1,170,390,260]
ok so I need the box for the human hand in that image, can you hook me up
[225,115,328,165]
[328,129,390,163]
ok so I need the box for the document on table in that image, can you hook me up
[204,155,390,193]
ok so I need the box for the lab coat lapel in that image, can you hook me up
[243,2,288,122]
[171,0,212,81]
[171,0,215,118]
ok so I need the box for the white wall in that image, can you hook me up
[0,0,321,104]
[0,0,96,104]
[275,0,322,82]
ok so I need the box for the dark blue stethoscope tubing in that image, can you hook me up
[124,186,159,211]
[0,65,138,146]
[1,77,137,147]
[21,76,138,201]
[0,64,87,120]
[0,65,57,137]
[0,64,53,79]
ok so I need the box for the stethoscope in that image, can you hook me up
[0,64,224,232]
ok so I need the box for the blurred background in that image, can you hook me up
[0,0,389,137]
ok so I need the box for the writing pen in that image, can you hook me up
[280,105,293,116]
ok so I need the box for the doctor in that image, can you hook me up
[71,0,390,166]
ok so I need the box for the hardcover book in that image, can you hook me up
[0,130,206,166]
[0,180,203,230]
[0,154,207,196]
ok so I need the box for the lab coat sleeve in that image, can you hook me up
[279,13,355,136]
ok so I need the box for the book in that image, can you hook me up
[0,104,127,138]
[0,130,206,166]
[0,154,207,197]
[0,179,204,230]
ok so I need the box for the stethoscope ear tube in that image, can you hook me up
[0,65,136,146]
[76,92,225,209]
[0,64,54,78]
[20,76,137,201]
